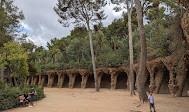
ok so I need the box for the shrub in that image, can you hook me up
[0,85,45,111]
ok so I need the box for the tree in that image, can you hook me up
[0,0,24,47]
[54,0,107,91]
[0,0,24,80]
[0,42,29,86]
[134,0,148,102]
[47,39,61,64]
[125,0,135,96]
[111,0,135,95]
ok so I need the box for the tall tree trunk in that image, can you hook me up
[126,0,135,96]
[87,22,99,91]
[134,0,148,102]
[98,43,102,64]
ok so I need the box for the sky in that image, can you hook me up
[14,0,124,48]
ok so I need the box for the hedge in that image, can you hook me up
[0,81,45,111]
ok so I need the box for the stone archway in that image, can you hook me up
[159,67,170,94]
[44,75,48,87]
[86,75,95,88]
[74,74,82,88]
[62,74,69,88]
[34,76,39,85]
[52,74,58,87]
[101,74,111,88]
[117,72,127,89]
[145,70,150,92]
[182,71,189,96]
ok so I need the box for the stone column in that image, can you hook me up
[153,69,164,94]
[47,73,55,88]
[168,69,179,97]
[68,73,77,89]
[40,75,46,87]
[97,74,102,88]
[57,72,65,88]
[110,73,118,90]
[148,68,155,93]
[26,76,31,86]
[123,68,129,89]
[33,76,38,85]
[31,76,34,85]
[175,68,188,97]
[81,75,88,88]
[38,75,42,86]
[134,71,138,89]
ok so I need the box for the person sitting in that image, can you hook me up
[23,93,30,102]
[19,94,25,102]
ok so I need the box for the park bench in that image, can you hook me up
[16,99,28,107]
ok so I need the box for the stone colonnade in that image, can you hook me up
[23,56,189,97]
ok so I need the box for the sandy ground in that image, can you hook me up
[4,88,189,112]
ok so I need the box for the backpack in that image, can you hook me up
[34,90,37,95]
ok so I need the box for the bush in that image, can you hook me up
[0,79,5,90]
[0,86,22,110]
[0,84,45,111]
[22,85,45,101]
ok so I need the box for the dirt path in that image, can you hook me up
[4,88,189,112]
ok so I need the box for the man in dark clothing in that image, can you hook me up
[28,86,35,107]
[23,93,29,102]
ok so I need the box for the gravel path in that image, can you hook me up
[4,88,189,112]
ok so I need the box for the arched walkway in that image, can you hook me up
[52,74,58,87]
[101,74,111,88]
[117,72,127,89]
[62,74,69,88]
[74,74,82,88]
[159,68,170,94]
[86,75,95,88]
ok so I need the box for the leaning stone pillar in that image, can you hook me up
[31,76,34,85]
[26,76,31,86]
[123,68,129,89]
[40,75,46,87]
[175,68,188,97]
[80,70,90,89]
[153,69,164,94]
[135,72,138,89]
[110,73,118,90]
[81,75,88,88]
[68,73,77,89]
[168,69,179,97]
[47,73,55,88]
[33,76,38,85]
[38,75,42,86]
[148,69,155,93]
[57,72,65,88]
[97,74,102,88]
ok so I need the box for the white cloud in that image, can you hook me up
[14,0,123,47]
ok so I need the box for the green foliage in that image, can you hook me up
[0,86,22,110]
[0,84,44,111]
[0,79,5,90]
[0,42,29,77]
[0,0,24,47]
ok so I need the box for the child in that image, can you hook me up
[148,92,156,112]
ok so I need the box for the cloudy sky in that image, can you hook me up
[14,0,124,47]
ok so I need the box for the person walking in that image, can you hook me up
[148,92,156,112]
